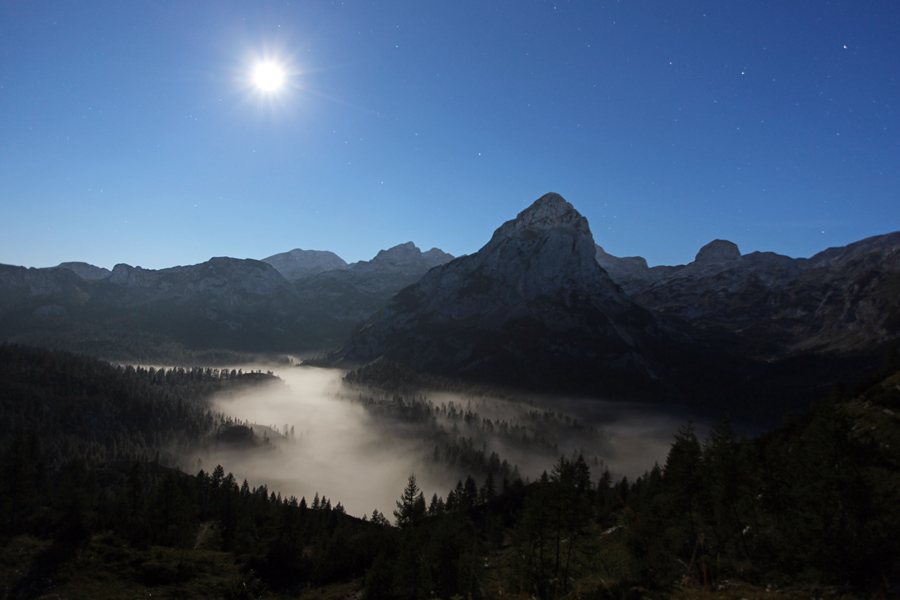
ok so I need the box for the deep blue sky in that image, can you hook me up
[2,1,898,270]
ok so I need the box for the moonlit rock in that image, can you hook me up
[491,192,590,241]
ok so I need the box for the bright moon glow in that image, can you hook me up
[252,62,285,92]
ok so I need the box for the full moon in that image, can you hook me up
[252,62,285,92]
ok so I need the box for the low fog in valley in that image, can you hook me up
[186,365,702,520]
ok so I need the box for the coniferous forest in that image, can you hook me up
[1,343,899,598]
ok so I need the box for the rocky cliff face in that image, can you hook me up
[338,193,669,394]
[362,242,453,272]
[594,245,654,293]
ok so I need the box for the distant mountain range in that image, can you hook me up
[2,192,898,419]
[0,242,453,360]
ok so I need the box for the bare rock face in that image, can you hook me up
[0,263,84,297]
[422,247,455,268]
[338,193,667,394]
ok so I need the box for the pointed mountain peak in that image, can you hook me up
[493,192,590,241]
[515,192,584,230]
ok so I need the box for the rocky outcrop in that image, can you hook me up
[335,242,455,296]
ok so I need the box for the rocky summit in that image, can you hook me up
[337,193,670,395]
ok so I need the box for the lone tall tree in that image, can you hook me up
[394,474,426,529]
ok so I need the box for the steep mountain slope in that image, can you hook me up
[337,194,675,395]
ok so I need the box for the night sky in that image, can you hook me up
[2,1,898,270]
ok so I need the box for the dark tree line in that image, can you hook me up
[0,343,278,472]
